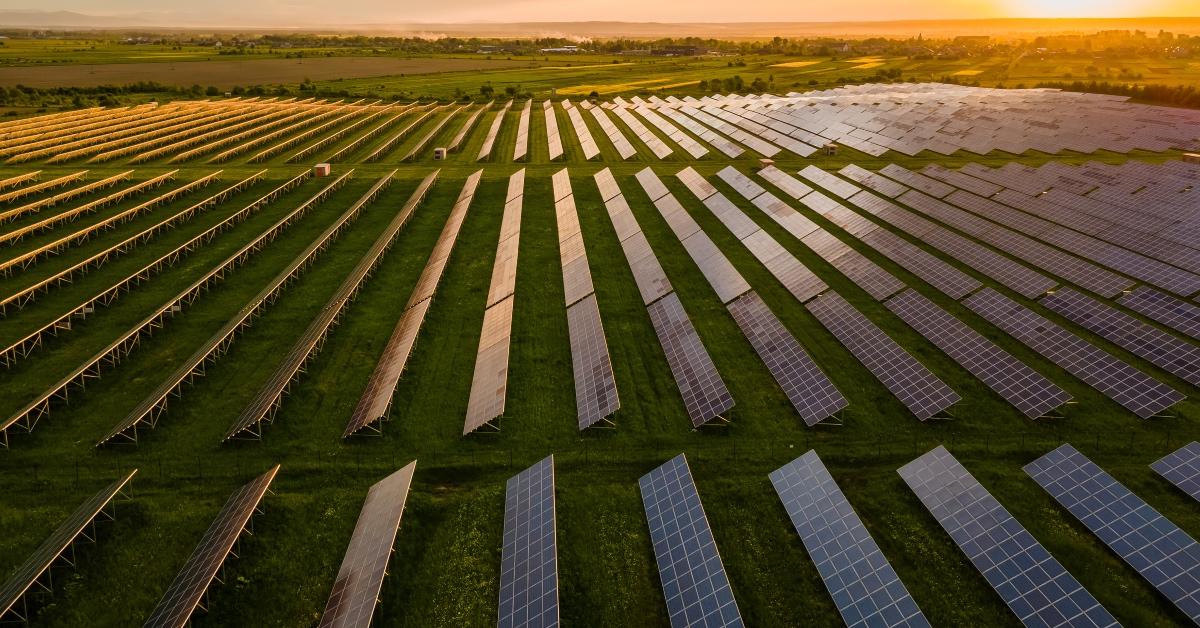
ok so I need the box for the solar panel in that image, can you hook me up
[0,470,136,623]
[680,231,751,305]
[807,292,959,420]
[1152,442,1200,503]
[319,462,416,628]
[649,293,735,426]
[464,296,515,435]
[1040,287,1200,388]
[499,456,559,628]
[964,288,1183,419]
[1025,444,1200,623]
[770,452,928,627]
[640,454,743,628]
[145,465,279,628]
[727,292,847,426]
[567,294,620,429]
[885,289,1071,418]
[1118,287,1200,342]
[676,167,718,200]
[858,228,982,299]
[900,446,1118,628]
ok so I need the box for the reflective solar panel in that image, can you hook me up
[886,289,1071,418]
[964,288,1183,419]
[319,462,416,628]
[728,292,847,425]
[1152,442,1200,503]
[640,454,743,628]
[0,470,136,623]
[499,456,559,628]
[900,446,1118,628]
[145,465,279,628]
[464,296,515,435]
[1118,287,1200,342]
[649,293,735,427]
[807,292,959,420]
[567,294,620,429]
[1040,287,1200,388]
[1025,444,1200,623]
[770,452,928,627]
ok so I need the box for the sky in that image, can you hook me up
[9,0,1197,25]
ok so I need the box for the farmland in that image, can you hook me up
[0,77,1197,628]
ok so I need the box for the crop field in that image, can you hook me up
[0,85,1198,628]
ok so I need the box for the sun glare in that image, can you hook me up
[1004,0,1189,18]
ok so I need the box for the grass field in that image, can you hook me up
[0,81,1197,628]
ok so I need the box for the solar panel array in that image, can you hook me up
[636,167,845,426]
[1040,287,1200,388]
[544,101,564,161]
[554,169,620,429]
[770,452,928,627]
[1152,442,1200,503]
[477,100,513,161]
[499,456,560,628]
[1025,444,1200,623]
[345,172,479,437]
[595,168,733,427]
[465,170,525,435]
[647,84,1200,158]
[808,292,959,420]
[633,106,709,159]
[145,465,279,628]
[513,100,532,161]
[639,454,744,628]
[319,462,416,628]
[0,470,136,623]
[885,289,1071,418]
[610,104,673,159]
[964,288,1184,419]
[1118,287,1200,342]
[899,447,1118,627]
[588,105,637,159]
[727,292,848,425]
[562,100,600,160]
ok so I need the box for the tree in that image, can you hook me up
[480,83,495,97]
[205,86,220,96]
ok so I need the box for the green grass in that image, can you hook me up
[0,90,1197,628]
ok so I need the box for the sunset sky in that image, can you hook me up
[11,0,1198,24]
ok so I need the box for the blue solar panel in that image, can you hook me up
[640,454,743,628]
[499,455,559,628]
[1152,442,1200,503]
[1025,444,1200,623]
[900,446,1118,627]
[770,451,929,627]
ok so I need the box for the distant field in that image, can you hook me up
[0,56,563,89]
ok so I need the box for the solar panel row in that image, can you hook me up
[499,456,560,628]
[554,169,620,430]
[1026,445,1200,623]
[964,288,1183,419]
[465,169,525,435]
[899,447,1118,628]
[320,462,416,628]
[639,454,744,628]
[771,452,929,627]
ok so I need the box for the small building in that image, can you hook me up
[759,158,775,168]
[823,143,839,156]
[1184,153,1200,164]
[433,147,448,160]
[313,163,331,177]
